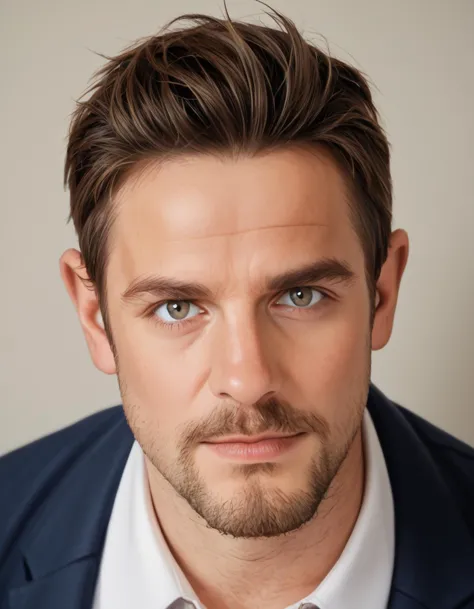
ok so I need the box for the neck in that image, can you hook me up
[145,426,365,609]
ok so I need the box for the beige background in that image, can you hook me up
[1,0,473,456]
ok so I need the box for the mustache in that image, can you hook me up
[178,395,330,449]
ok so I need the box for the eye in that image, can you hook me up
[154,300,201,324]
[276,287,324,308]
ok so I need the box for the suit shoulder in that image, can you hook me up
[397,403,474,461]
[396,403,474,528]
[0,406,127,579]
[0,406,124,466]
[0,406,125,510]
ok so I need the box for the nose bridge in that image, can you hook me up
[208,303,278,405]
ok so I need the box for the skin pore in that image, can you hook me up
[61,146,408,609]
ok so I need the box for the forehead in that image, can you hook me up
[109,147,364,287]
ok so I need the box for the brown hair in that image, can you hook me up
[64,8,392,334]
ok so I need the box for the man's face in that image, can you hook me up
[106,146,372,538]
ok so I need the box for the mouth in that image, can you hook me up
[201,432,307,462]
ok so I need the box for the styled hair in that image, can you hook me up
[64,8,392,333]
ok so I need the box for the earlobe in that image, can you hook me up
[371,229,409,351]
[59,248,117,375]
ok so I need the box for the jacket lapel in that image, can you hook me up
[8,411,134,609]
[368,385,474,609]
[8,560,100,609]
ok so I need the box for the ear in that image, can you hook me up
[59,248,116,375]
[371,229,410,351]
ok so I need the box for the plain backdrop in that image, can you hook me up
[1,0,473,455]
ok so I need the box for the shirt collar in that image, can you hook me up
[94,407,394,609]
[93,440,202,609]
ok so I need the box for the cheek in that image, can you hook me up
[112,318,200,426]
[289,296,371,402]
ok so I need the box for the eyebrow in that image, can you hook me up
[121,258,356,303]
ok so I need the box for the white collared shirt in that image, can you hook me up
[92,408,395,609]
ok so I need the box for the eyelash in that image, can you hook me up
[146,287,330,331]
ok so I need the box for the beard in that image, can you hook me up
[159,438,354,539]
[121,377,368,539]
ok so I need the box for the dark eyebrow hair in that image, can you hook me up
[121,257,356,303]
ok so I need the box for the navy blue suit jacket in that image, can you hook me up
[1,384,474,609]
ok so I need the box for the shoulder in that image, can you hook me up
[395,401,474,525]
[370,383,474,469]
[0,407,125,538]
[369,384,474,531]
[0,406,124,479]
[396,402,474,463]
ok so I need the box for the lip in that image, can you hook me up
[202,432,306,462]
[204,432,302,444]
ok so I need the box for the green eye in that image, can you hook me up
[277,288,324,308]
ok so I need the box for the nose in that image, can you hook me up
[207,309,280,406]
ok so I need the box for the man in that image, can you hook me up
[1,8,473,609]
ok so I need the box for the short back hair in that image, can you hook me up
[64,8,392,332]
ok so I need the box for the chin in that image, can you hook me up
[177,463,332,539]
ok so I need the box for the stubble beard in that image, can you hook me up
[156,442,349,538]
[122,390,366,540]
